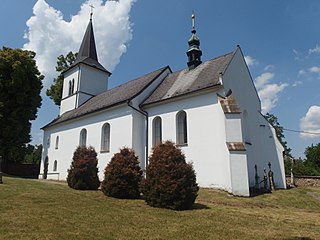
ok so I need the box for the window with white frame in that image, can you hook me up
[101,123,110,152]
[79,128,87,147]
[153,116,162,147]
[176,111,188,145]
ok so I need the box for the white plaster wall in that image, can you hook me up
[79,64,109,96]
[225,114,243,142]
[60,67,80,115]
[229,152,250,196]
[60,64,109,115]
[145,91,232,192]
[131,110,146,170]
[40,104,133,181]
[130,67,171,169]
[60,95,76,115]
[222,48,286,189]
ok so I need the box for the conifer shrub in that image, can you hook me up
[67,146,100,190]
[141,141,199,210]
[101,148,142,199]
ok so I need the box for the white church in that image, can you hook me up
[39,14,286,196]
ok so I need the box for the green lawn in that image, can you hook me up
[0,176,320,240]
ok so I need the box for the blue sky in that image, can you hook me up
[1,0,320,158]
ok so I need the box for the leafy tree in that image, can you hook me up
[0,47,43,163]
[67,146,100,190]
[264,112,292,156]
[101,148,143,199]
[46,51,77,106]
[23,144,43,164]
[141,141,199,210]
[304,143,320,171]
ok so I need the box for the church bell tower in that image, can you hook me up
[186,12,202,70]
[60,12,111,115]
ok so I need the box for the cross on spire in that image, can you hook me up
[191,10,195,31]
[89,4,95,20]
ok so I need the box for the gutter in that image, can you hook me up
[127,100,149,169]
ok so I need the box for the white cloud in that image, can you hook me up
[23,0,135,89]
[292,81,303,87]
[309,44,320,54]
[298,69,306,76]
[254,72,288,113]
[263,65,274,71]
[300,106,320,139]
[254,72,274,89]
[244,55,257,67]
[308,66,320,73]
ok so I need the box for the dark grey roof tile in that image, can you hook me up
[142,51,234,106]
[44,66,168,128]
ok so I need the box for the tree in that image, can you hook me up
[304,143,320,171]
[46,51,77,106]
[101,148,143,199]
[141,141,199,210]
[264,112,292,156]
[0,47,43,163]
[67,146,100,190]
[23,144,43,164]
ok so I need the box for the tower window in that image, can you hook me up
[71,79,75,94]
[68,80,72,96]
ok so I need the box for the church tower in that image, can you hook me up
[60,13,111,115]
[186,12,202,70]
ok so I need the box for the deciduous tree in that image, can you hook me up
[264,112,292,156]
[46,51,76,106]
[0,47,43,163]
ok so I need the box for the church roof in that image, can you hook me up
[43,66,169,128]
[44,49,235,129]
[143,51,234,106]
[67,19,110,74]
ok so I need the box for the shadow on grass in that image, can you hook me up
[191,203,210,210]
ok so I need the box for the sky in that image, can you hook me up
[1,0,320,159]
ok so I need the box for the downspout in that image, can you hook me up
[127,100,149,169]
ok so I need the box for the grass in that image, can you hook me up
[0,176,320,240]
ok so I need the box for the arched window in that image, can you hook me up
[153,116,162,147]
[53,160,58,172]
[79,128,87,147]
[71,79,75,94]
[176,111,188,145]
[68,80,72,96]
[101,123,110,152]
[55,136,59,149]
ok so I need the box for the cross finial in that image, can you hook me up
[89,4,95,20]
[191,10,195,31]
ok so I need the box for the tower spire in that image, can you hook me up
[186,11,202,70]
[69,14,110,74]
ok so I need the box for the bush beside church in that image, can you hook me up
[67,142,199,210]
